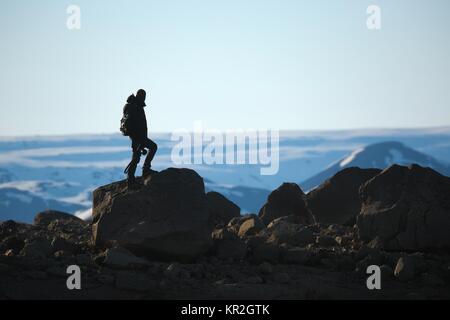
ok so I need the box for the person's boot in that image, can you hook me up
[127,176,142,190]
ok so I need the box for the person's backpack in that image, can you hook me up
[120,110,131,136]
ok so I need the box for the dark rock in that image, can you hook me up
[316,235,337,247]
[206,192,240,226]
[53,250,72,259]
[367,236,384,250]
[293,227,316,246]
[357,164,450,251]
[20,238,52,258]
[259,183,315,226]
[270,214,312,225]
[245,235,265,250]
[227,214,257,234]
[211,228,234,241]
[394,256,416,282]
[3,249,14,257]
[380,264,394,279]
[102,247,151,269]
[383,252,402,267]
[51,237,72,253]
[355,245,378,261]
[334,236,345,246]
[265,219,315,246]
[238,217,264,238]
[3,164,450,300]
[251,242,280,264]
[92,168,213,262]
[409,252,428,274]
[164,263,181,279]
[34,210,85,227]
[307,168,381,225]
[0,220,19,236]
[2,236,24,253]
[326,224,348,235]
[76,254,94,266]
[211,228,247,260]
[365,251,385,266]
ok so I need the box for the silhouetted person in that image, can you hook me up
[121,89,157,188]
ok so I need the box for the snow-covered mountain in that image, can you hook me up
[301,141,450,191]
[0,187,86,222]
[0,128,449,223]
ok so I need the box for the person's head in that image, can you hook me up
[136,89,147,106]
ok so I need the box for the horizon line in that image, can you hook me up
[1,125,450,141]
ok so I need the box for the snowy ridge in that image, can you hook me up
[301,141,450,191]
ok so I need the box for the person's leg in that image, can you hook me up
[127,140,141,183]
[142,138,158,175]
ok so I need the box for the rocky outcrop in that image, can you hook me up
[258,183,315,226]
[357,164,450,251]
[211,228,247,260]
[206,191,240,226]
[34,210,85,227]
[92,168,213,262]
[227,214,258,234]
[0,213,91,260]
[100,247,151,269]
[2,166,450,299]
[262,217,315,246]
[238,217,264,238]
[307,167,381,225]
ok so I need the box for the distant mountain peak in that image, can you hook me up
[340,148,365,167]
[301,141,450,191]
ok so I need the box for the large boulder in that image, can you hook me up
[307,168,381,225]
[101,247,151,269]
[357,164,450,251]
[34,210,85,227]
[206,191,240,226]
[394,256,416,282]
[258,183,315,226]
[263,217,316,247]
[211,228,247,260]
[92,168,213,262]
[238,217,264,238]
[227,214,258,234]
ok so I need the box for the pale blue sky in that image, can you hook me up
[0,0,449,136]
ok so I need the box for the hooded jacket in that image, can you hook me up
[123,94,148,141]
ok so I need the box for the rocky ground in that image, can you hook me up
[1,165,450,300]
